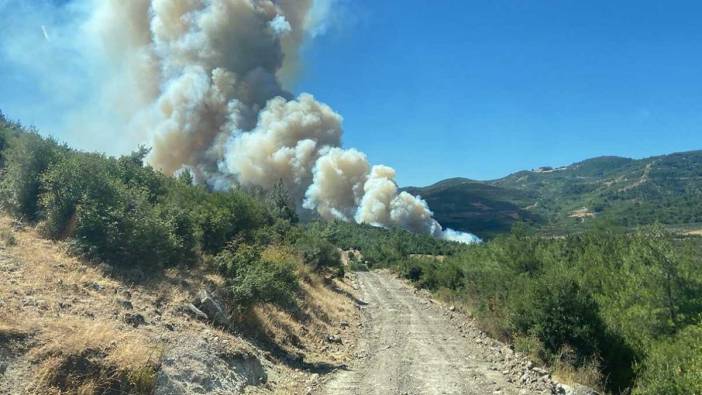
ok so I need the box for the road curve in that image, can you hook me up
[321,271,551,395]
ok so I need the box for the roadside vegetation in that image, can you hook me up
[333,218,702,394]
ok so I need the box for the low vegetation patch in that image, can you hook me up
[329,219,702,393]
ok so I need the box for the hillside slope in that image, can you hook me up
[407,150,702,237]
[0,216,360,394]
[404,178,542,238]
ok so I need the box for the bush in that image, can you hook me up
[215,243,299,309]
[295,231,341,270]
[0,132,63,219]
[40,152,114,238]
[73,186,194,267]
[394,226,701,392]
[402,261,423,282]
[509,269,604,359]
[40,150,196,267]
[229,260,298,308]
[634,324,702,395]
[192,190,270,254]
[214,242,261,278]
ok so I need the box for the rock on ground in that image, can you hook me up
[155,337,266,395]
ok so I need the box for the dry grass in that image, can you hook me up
[513,334,547,364]
[569,207,596,219]
[0,217,166,393]
[30,318,161,394]
[551,345,604,391]
[0,227,16,246]
[409,254,446,262]
[0,318,29,338]
[33,318,159,368]
[237,245,360,366]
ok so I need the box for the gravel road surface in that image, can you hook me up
[322,271,555,395]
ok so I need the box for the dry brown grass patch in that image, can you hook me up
[33,318,158,367]
[551,345,604,391]
[31,318,161,394]
[0,317,29,338]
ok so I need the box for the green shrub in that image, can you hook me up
[214,242,261,278]
[229,259,298,308]
[40,152,113,238]
[39,151,196,267]
[192,190,270,254]
[295,232,341,270]
[513,334,547,363]
[399,258,464,291]
[403,226,702,392]
[215,243,299,309]
[434,260,464,290]
[0,128,10,165]
[0,132,63,219]
[509,269,603,359]
[634,324,702,395]
[403,261,423,281]
[266,180,298,223]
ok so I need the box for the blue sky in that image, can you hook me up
[1,1,702,186]
[294,0,702,185]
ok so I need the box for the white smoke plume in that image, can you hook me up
[304,147,369,221]
[223,94,342,199]
[354,165,442,237]
[0,0,479,244]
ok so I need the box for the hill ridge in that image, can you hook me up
[407,149,702,238]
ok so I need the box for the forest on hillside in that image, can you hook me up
[408,152,702,239]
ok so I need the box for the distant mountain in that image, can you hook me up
[406,151,702,238]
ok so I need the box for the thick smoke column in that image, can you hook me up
[224,94,342,199]
[80,0,480,243]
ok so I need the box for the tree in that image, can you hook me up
[267,180,298,223]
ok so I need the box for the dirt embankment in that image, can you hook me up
[0,216,361,394]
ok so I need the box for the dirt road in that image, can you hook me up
[322,271,555,395]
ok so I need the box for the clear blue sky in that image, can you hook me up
[1,1,702,186]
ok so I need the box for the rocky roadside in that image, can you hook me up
[410,283,598,395]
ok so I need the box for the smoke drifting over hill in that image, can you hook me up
[2,0,479,243]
